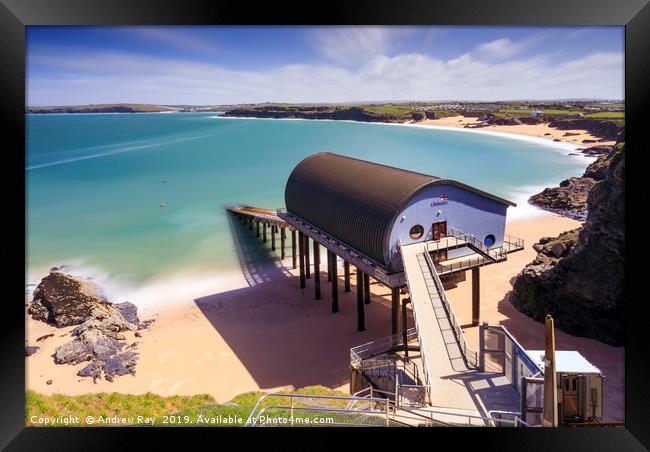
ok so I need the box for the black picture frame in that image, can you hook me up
[1,0,646,449]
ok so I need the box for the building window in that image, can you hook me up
[409,225,424,240]
[484,234,496,247]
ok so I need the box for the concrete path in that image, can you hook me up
[400,242,519,417]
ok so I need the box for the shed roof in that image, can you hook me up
[284,152,515,268]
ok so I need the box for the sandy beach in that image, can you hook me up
[25,208,624,422]
[416,115,617,147]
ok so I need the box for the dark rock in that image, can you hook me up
[46,380,53,385]
[77,362,102,380]
[135,332,142,338]
[511,142,625,345]
[104,352,139,381]
[36,333,54,342]
[579,145,612,156]
[25,346,40,356]
[529,177,596,220]
[582,139,597,143]
[28,272,109,327]
[113,302,139,326]
[553,139,561,142]
[54,340,93,364]
[583,154,610,181]
[563,132,580,137]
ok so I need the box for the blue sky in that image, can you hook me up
[26,26,624,105]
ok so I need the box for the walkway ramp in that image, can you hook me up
[400,242,519,415]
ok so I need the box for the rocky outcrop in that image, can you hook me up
[29,271,150,382]
[547,118,623,141]
[222,106,405,123]
[528,147,613,220]
[577,145,613,157]
[529,177,596,220]
[28,272,109,327]
[510,142,625,345]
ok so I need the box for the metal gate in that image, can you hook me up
[521,377,544,426]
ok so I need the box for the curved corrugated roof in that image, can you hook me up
[285,152,515,268]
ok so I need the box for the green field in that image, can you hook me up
[584,111,625,119]
[26,386,392,427]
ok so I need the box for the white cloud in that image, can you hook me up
[127,27,220,54]
[471,37,543,61]
[27,47,624,106]
[309,27,414,65]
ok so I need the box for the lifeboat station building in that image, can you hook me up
[278,152,524,332]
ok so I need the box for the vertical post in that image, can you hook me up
[314,241,321,300]
[327,251,332,281]
[402,298,409,358]
[304,235,310,279]
[391,287,400,336]
[356,269,365,331]
[256,220,260,238]
[280,227,286,260]
[263,222,267,243]
[542,315,558,427]
[331,253,339,313]
[271,225,276,251]
[364,273,371,304]
[298,231,305,288]
[291,230,297,269]
[343,261,350,292]
[472,267,480,326]
[249,217,253,230]
[479,321,487,372]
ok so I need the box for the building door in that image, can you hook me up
[432,221,447,240]
[562,375,582,422]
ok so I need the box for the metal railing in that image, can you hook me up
[423,249,479,368]
[350,328,418,366]
[245,392,393,427]
[448,227,508,261]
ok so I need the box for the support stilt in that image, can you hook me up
[356,269,365,331]
[305,235,310,279]
[391,287,400,336]
[331,252,338,312]
[291,230,297,269]
[472,267,480,326]
[364,273,370,304]
[344,261,350,292]
[280,228,286,260]
[314,241,321,300]
[298,231,305,288]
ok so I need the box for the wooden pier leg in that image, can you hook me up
[314,241,321,300]
[298,231,305,288]
[402,298,409,358]
[472,267,480,326]
[364,273,371,305]
[271,225,276,251]
[327,251,332,281]
[344,261,350,292]
[263,222,267,243]
[249,217,253,230]
[291,230,297,269]
[356,269,365,331]
[304,235,310,279]
[331,253,339,313]
[280,228,286,260]
[256,220,260,238]
[391,287,400,336]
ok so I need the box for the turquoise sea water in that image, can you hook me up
[26,113,590,287]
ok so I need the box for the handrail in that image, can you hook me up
[423,248,479,368]
[245,392,393,427]
[398,240,432,405]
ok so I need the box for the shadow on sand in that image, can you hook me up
[193,214,411,390]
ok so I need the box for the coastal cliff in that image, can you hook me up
[510,142,625,345]
[223,106,406,123]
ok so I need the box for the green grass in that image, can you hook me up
[584,111,625,119]
[25,386,390,427]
